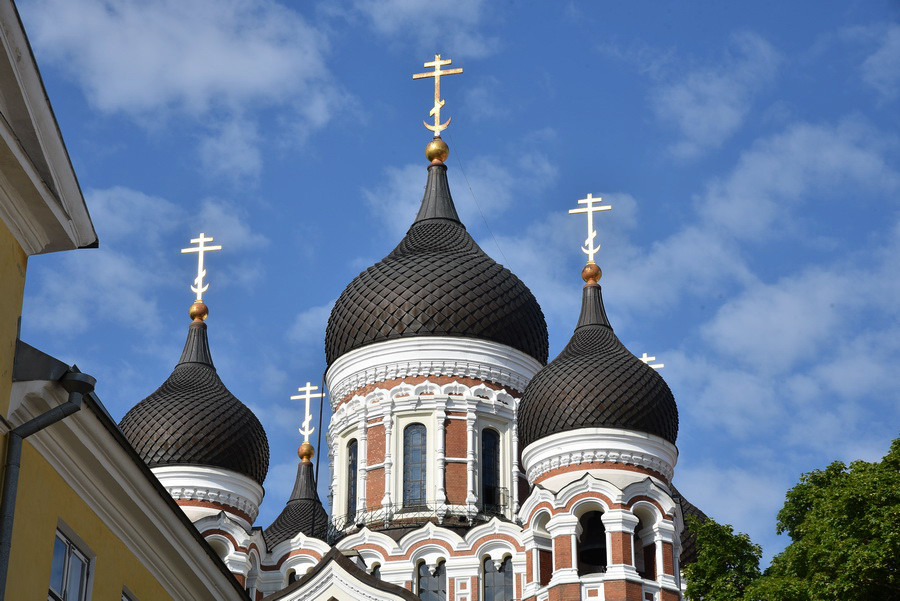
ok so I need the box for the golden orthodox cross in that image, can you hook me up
[291,382,324,442]
[180,233,222,302]
[640,353,665,370]
[568,194,611,264]
[413,54,463,136]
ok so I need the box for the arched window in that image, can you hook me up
[633,516,656,579]
[481,429,500,511]
[417,561,446,601]
[347,439,358,519]
[371,564,381,579]
[287,569,297,585]
[577,511,607,575]
[483,556,513,601]
[403,424,427,508]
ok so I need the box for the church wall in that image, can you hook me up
[603,579,643,601]
[0,217,26,417]
[445,462,467,504]
[4,441,175,601]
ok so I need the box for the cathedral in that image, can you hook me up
[117,55,705,601]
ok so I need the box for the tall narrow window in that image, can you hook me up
[483,557,513,601]
[403,424,427,508]
[49,531,90,601]
[481,428,500,511]
[417,560,446,601]
[577,511,607,575]
[347,439,358,519]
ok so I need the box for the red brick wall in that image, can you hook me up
[366,467,384,510]
[445,416,467,458]
[603,580,643,601]
[548,582,580,601]
[367,423,385,464]
[445,462,468,504]
[662,542,674,575]
[609,531,632,565]
[661,590,681,601]
[553,535,572,570]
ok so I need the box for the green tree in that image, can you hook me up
[683,437,900,601]
[749,437,900,601]
[682,516,762,601]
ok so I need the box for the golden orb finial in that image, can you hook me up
[189,300,209,321]
[298,441,315,463]
[582,262,601,286]
[426,137,449,163]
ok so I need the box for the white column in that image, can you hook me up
[601,509,640,581]
[357,414,368,516]
[654,520,679,590]
[382,411,394,514]
[546,514,580,586]
[465,411,477,510]
[435,401,447,507]
[511,414,520,519]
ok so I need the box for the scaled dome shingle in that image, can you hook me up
[517,284,678,450]
[119,320,270,485]
[325,163,548,366]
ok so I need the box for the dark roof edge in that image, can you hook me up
[263,547,420,601]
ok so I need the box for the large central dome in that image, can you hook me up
[325,162,548,366]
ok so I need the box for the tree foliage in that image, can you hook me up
[684,437,900,601]
[682,516,761,601]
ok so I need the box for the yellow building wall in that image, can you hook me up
[4,441,176,601]
[0,218,27,418]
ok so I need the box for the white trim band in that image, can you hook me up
[152,465,264,525]
[521,428,678,484]
[325,337,543,406]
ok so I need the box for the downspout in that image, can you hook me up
[0,370,95,601]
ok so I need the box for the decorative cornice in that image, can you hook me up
[521,428,678,484]
[325,337,542,406]
[152,465,264,526]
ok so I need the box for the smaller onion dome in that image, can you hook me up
[517,276,678,450]
[263,445,328,547]
[119,312,270,485]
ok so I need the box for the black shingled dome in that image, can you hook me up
[325,162,548,366]
[517,283,678,450]
[119,320,270,485]
[264,459,328,547]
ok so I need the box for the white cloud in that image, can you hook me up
[651,32,780,158]
[700,120,899,240]
[22,0,344,178]
[198,119,262,182]
[860,24,900,101]
[199,199,269,251]
[289,299,336,345]
[353,0,497,58]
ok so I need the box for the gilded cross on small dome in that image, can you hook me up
[181,233,222,302]
[568,194,611,266]
[640,353,665,370]
[413,54,463,136]
[291,382,324,443]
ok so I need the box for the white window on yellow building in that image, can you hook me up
[48,531,90,601]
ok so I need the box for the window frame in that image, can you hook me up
[48,529,92,601]
[482,556,513,601]
[416,560,447,601]
[347,438,358,519]
[480,428,501,511]
[402,423,428,508]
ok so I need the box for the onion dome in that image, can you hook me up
[119,308,270,485]
[517,268,678,450]
[264,443,328,547]
[325,161,548,366]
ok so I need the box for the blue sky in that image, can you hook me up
[16,0,899,565]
